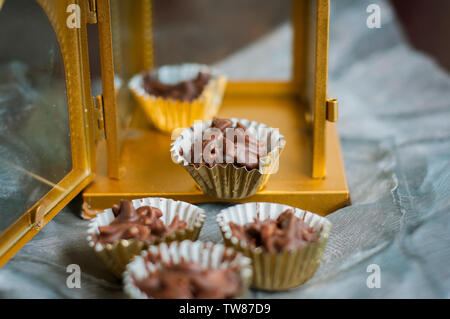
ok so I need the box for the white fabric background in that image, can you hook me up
[1,0,449,298]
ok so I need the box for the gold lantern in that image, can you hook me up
[0,0,349,267]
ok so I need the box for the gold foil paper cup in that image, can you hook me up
[216,202,331,291]
[123,240,253,299]
[87,197,206,277]
[129,63,227,134]
[170,118,286,199]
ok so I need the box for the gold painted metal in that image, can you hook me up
[292,0,330,179]
[326,98,338,122]
[86,0,97,24]
[83,0,350,216]
[0,0,97,267]
[311,0,330,179]
[93,95,106,142]
[31,206,45,230]
[96,0,120,179]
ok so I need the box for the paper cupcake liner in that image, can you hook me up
[129,63,227,134]
[216,202,331,291]
[170,118,286,199]
[87,197,206,277]
[123,240,253,299]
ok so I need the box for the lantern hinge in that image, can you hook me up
[30,205,45,230]
[93,94,106,142]
[87,0,98,24]
[326,98,338,122]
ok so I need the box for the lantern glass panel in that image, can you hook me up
[0,0,72,233]
[151,0,292,81]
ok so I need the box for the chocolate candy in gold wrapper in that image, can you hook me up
[217,202,331,291]
[171,118,286,199]
[94,200,187,245]
[123,240,253,299]
[132,260,242,299]
[87,198,206,277]
[143,71,210,102]
[129,64,227,134]
[188,117,267,171]
[229,209,319,253]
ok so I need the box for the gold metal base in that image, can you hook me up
[83,83,350,216]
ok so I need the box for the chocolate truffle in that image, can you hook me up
[94,200,187,245]
[133,260,242,299]
[143,71,210,102]
[187,117,267,170]
[229,209,318,253]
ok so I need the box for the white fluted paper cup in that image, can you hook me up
[123,240,252,299]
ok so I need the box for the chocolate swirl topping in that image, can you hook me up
[94,200,187,245]
[229,209,318,253]
[133,260,242,299]
[186,117,267,170]
[142,71,210,102]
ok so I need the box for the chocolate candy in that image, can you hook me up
[229,209,318,253]
[188,117,267,170]
[133,260,242,299]
[94,200,187,245]
[142,71,210,102]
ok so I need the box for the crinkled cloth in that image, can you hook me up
[1,0,449,298]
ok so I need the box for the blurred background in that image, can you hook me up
[87,0,450,74]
